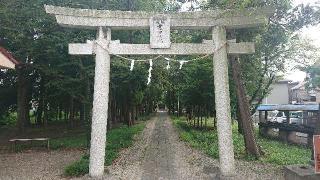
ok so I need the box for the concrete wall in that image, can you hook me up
[263,82,289,104]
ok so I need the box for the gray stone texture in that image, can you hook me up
[45,5,273,30]
[150,15,171,49]
[69,40,255,55]
[284,165,320,180]
[89,27,111,177]
[44,4,275,178]
[212,26,236,177]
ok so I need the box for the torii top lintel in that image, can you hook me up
[44,5,274,30]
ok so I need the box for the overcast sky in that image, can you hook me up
[285,0,320,82]
[182,0,319,82]
[292,0,320,47]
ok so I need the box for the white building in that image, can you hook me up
[262,80,291,104]
[262,80,320,105]
[290,81,320,103]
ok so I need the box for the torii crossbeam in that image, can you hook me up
[45,5,274,178]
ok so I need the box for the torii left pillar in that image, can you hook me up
[89,27,111,177]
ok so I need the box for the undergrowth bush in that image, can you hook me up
[172,116,311,166]
[51,134,88,150]
[0,112,17,127]
[64,122,145,177]
[64,156,89,177]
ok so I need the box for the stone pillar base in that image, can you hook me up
[267,128,276,137]
[279,130,288,142]
[284,165,320,180]
[307,133,313,147]
[287,131,298,144]
[259,126,268,137]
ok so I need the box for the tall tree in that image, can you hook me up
[231,56,261,157]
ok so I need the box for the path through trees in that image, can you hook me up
[104,112,282,180]
[44,5,273,177]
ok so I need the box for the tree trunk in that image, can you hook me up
[36,98,44,125]
[80,103,85,125]
[230,56,261,158]
[84,76,92,149]
[112,99,116,124]
[69,97,75,128]
[16,65,30,131]
[58,104,62,121]
[107,100,112,130]
[236,106,244,134]
[132,106,136,124]
[43,101,48,128]
[36,77,45,125]
[136,106,139,121]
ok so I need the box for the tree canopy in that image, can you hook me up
[0,0,319,136]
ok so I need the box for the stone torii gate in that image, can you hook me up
[45,5,273,178]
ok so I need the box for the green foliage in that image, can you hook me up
[64,122,145,177]
[258,137,311,165]
[164,0,320,116]
[0,112,17,127]
[304,64,320,89]
[172,116,311,165]
[50,134,88,150]
[64,156,89,177]
[0,0,168,128]
[1,0,319,128]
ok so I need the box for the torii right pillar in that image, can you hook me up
[213,26,235,177]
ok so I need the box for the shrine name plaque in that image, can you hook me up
[150,15,171,49]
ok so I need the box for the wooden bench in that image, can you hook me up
[9,138,50,151]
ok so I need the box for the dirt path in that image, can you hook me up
[103,112,213,180]
[104,112,283,180]
[0,113,283,180]
[0,149,84,180]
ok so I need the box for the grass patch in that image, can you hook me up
[172,116,311,166]
[259,138,311,165]
[64,122,145,177]
[65,155,89,177]
[50,134,88,150]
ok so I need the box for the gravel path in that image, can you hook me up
[103,112,284,180]
[0,112,284,180]
[0,149,84,180]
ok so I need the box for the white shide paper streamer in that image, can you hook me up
[147,59,153,85]
[130,60,135,71]
[179,60,188,69]
[166,61,170,70]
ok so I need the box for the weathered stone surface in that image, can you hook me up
[44,4,275,178]
[279,130,288,142]
[288,131,299,144]
[284,165,320,180]
[89,27,111,177]
[259,126,268,136]
[69,40,94,55]
[150,15,171,49]
[69,40,255,55]
[45,5,274,30]
[212,26,235,177]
